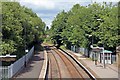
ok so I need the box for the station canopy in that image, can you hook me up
[100,50,112,53]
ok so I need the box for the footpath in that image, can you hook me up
[14,47,45,79]
[65,50,119,79]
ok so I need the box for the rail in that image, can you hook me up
[59,48,96,80]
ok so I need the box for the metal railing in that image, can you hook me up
[0,46,34,79]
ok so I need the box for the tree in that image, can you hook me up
[50,10,68,48]
[0,2,45,57]
[49,2,118,52]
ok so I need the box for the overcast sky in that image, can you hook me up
[18,0,118,27]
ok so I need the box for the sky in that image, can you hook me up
[17,0,119,28]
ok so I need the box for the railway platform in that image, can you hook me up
[14,50,44,79]
[65,50,119,79]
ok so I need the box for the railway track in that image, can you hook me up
[54,49,84,79]
[47,49,61,79]
[45,45,91,79]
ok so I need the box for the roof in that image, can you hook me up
[100,50,112,53]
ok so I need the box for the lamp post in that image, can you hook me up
[90,35,97,65]
[85,34,93,57]
[90,45,98,65]
[96,18,105,68]
[102,47,105,68]
[25,49,28,67]
[89,35,93,45]
[35,26,39,43]
[24,21,29,67]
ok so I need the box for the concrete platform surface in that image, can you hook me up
[65,50,119,79]
[15,51,44,79]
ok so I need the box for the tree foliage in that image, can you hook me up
[49,2,118,51]
[0,2,45,56]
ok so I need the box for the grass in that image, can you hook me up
[43,40,53,45]
[60,45,67,50]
